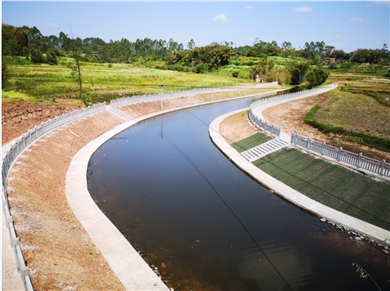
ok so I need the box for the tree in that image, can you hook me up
[250,58,276,82]
[305,68,329,87]
[351,49,380,63]
[281,41,295,58]
[22,47,29,59]
[187,39,195,50]
[281,41,292,50]
[2,57,9,89]
[172,44,231,71]
[247,42,266,57]
[30,48,45,63]
[288,61,311,85]
[2,24,28,56]
[332,49,348,60]
[312,55,322,66]
[28,26,43,51]
[325,45,335,57]
[264,41,280,56]
[62,30,83,100]
[70,45,83,100]
[46,49,58,65]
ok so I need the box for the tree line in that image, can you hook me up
[2,23,389,91]
[3,24,389,66]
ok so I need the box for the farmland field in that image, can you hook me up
[6,57,254,100]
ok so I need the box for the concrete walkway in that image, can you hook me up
[209,109,390,245]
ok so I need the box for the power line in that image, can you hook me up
[166,136,293,291]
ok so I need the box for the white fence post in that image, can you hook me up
[337,147,343,161]
[320,142,325,155]
[356,153,362,168]
[380,160,386,176]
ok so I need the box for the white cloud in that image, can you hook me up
[350,17,363,22]
[336,35,341,38]
[213,14,228,23]
[245,5,253,10]
[45,22,58,27]
[372,1,390,6]
[293,6,313,12]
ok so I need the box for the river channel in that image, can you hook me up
[87,95,390,290]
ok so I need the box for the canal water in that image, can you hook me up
[87,95,390,291]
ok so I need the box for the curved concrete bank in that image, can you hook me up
[65,89,285,290]
[209,109,390,246]
[66,114,169,290]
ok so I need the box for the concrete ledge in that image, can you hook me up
[209,109,390,246]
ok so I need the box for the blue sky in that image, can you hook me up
[2,1,389,53]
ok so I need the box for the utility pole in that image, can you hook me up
[160,84,164,110]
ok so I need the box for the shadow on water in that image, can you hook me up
[87,92,389,291]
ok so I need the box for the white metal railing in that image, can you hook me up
[110,82,279,108]
[248,84,337,137]
[1,102,106,291]
[291,133,390,178]
[250,84,337,110]
[249,110,281,137]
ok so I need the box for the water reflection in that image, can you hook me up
[87,96,390,291]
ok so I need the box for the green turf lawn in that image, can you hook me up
[230,132,272,153]
[251,147,390,231]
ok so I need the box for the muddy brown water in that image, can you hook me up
[87,95,390,291]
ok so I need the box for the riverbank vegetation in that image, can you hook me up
[3,24,389,102]
[2,23,390,156]
[304,75,390,153]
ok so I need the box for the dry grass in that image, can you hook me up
[315,84,390,140]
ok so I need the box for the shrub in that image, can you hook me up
[195,63,209,74]
[30,48,45,63]
[305,68,330,87]
[2,57,9,89]
[46,49,58,65]
[328,62,338,70]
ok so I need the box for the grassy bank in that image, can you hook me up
[231,133,272,153]
[302,76,390,153]
[227,128,390,231]
[253,148,390,231]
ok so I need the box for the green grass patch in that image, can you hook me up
[231,132,272,153]
[304,102,390,152]
[253,148,390,231]
[2,90,36,102]
[5,60,255,104]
